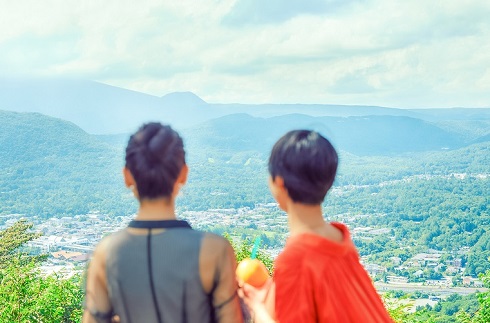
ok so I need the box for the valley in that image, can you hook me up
[0,98,489,321]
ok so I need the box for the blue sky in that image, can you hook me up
[1,0,489,108]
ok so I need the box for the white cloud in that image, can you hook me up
[222,0,344,26]
[0,0,489,107]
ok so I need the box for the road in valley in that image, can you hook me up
[375,282,488,296]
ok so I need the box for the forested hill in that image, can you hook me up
[183,113,470,157]
[0,110,134,217]
[1,109,489,276]
[1,111,107,166]
[1,109,488,215]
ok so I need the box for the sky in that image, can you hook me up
[1,0,489,108]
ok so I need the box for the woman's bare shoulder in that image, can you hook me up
[202,232,233,253]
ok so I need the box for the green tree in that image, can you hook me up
[225,234,274,274]
[470,270,490,322]
[0,259,83,322]
[0,219,43,267]
[0,221,83,322]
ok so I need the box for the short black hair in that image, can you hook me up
[268,130,338,204]
[125,122,185,200]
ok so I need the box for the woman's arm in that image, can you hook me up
[83,238,113,323]
[200,234,244,323]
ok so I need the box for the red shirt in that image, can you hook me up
[274,223,393,323]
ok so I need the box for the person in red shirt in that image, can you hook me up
[239,130,393,323]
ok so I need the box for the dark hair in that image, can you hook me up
[268,130,338,204]
[125,122,185,200]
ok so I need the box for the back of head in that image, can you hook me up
[268,130,338,204]
[125,122,185,200]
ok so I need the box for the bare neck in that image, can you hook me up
[286,202,343,242]
[134,198,176,221]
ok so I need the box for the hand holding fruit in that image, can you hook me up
[236,258,269,287]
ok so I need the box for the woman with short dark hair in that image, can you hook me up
[83,122,243,323]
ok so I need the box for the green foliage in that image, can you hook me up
[466,235,490,277]
[225,233,274,274]
[385,271,490,322]
[386,303,438,323]
[0,219,44,268]
[385,294,478,323]
[0,258,83,322]
[332,174,489,275]
[470,270,490,323]
[0,221,84,322]
[181,162,270,210]
[0,110,136,218]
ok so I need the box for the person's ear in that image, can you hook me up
[269,175,286,194]
[123,167,139,199]
[179,164,188,186]
[273,176,285,189]
[123,167,135,188]
[173,164,188,197]
[269,175,288,211]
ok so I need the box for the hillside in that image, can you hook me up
[0,110,135,217]
[1,110,489,277]
[183,113,467,158]
[2,110,488,219]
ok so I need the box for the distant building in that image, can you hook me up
[62,244,94,253]
[457,247,470,255]
[410,253,441,267]
[390,257,402,266]
[426,279,451,287]
[474,280,484,288]
[367,228,391,235]
[453,258,462,268]
[51,251,89,262]
[462,276,472,286]
[387,276,409,284]
[414,270,424,278]
[364,263,387,277]
[446,266,459,274]
[461,277,484,288]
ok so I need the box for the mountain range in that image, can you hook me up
[1,84,488,280]
[1,78,489,217]
[2,78,489,135]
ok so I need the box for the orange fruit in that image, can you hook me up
[236,258,269,287]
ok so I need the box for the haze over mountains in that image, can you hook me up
[184,114,470,157]
[2,78,490,135]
